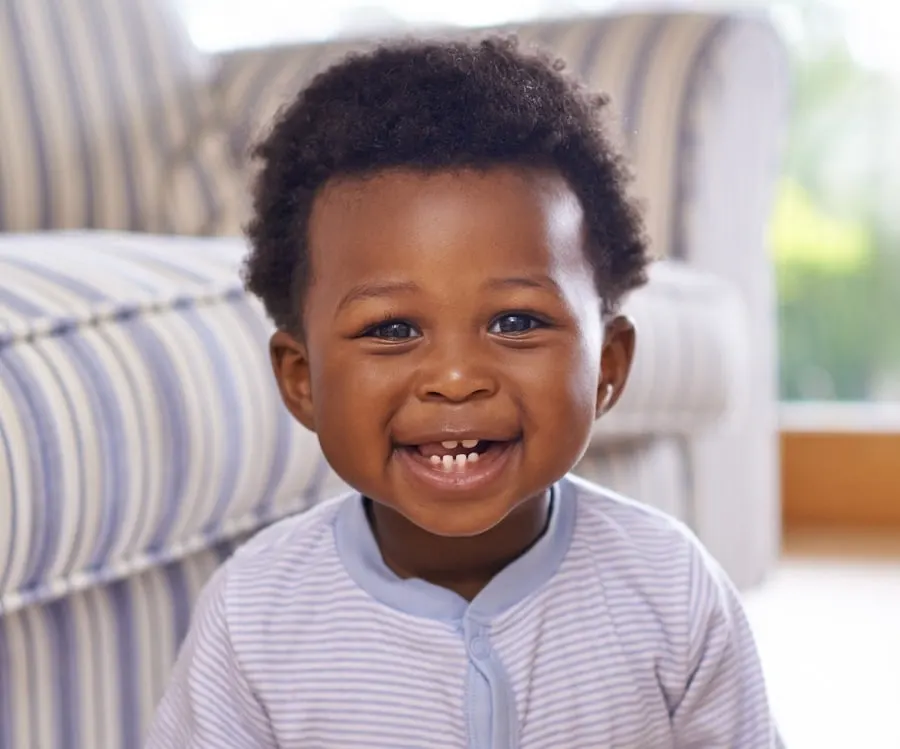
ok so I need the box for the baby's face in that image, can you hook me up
[273,166,634,537]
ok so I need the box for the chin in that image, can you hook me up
[394,500,515,538]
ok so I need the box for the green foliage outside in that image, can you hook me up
[772,5,900,400]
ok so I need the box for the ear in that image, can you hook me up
[270,329,317,432]
[596,315,636,417]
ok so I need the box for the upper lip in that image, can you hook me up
[394,429,520,446]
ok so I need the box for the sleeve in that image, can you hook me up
[144,564,278,749]
[670,545,785,748]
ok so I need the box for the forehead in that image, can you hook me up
[306,167,592,307]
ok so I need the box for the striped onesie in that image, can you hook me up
[145,475,783,748]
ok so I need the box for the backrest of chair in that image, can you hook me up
[0,0,242,235]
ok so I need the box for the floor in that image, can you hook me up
[742,529,900,749]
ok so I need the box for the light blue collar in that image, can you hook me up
[333,478,577,622]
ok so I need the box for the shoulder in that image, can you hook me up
[232,493,350,564]
[567,474,704,566]
[564,474,729,615]
[564,475,740,691]
[215,493,357,618]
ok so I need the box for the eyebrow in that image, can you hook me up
[336,274,562,312]
[337,280,420,312]
[483,275,562,294]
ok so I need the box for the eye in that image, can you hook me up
[489,313,544,336]
[364,320,421,340]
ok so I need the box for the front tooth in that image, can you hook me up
[461,439,478,449]
[442,440,459,449]
[454,454,467,468]
[441,454,454,471]
[467,452,479,463]
[430,455,441,466]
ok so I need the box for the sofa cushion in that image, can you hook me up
[0,0,243,235]
[0,232,347,615]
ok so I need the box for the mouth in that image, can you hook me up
[393,437,520,492]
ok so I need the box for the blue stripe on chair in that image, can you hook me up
[182,307,243,534]
[46,599,80,749]
[162,560,193,650]
[110,330,161,562]
[60,334,124,574]
[4,3,52,227]
[21,613,40,745]
[0,287,47,317]
[623,16,668,151]
[44,6,96,229]
[232,301,291,518]
[575,23,611,80]
[4,256,110,302]
[0,425,16,611]
[126,320,190,553]
[0,619,11,748]
[670,17,733,260]
[1,348,59,594]
[82,589,112,749]
[83,0,142,230]
[39,337,89,580]
[110,577,140,749]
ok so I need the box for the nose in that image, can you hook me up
[414,338,498,403]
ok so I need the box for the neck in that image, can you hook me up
[367,492,552,601]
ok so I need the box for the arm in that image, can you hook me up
[671,546,784,748]
[144,565,277,749]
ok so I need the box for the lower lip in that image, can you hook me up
[394,441,518,493]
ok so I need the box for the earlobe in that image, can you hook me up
[596,315,636,417]
[270,330,317,432]
[598,383,614,414]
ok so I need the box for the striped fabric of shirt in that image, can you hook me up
[145,475,782,748]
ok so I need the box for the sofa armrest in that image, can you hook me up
[0,233,347,615]
[594,261,748,441]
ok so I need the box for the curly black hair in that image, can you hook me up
[244,35,649,332]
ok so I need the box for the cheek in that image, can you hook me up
[309,352,402,437]
[520,336,601,428]
[554,347,602,463]
[561,344,602,423]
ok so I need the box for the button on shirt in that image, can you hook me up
[145,476,784,748]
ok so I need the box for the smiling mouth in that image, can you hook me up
[414,439,496,471]
[393,438,520,491]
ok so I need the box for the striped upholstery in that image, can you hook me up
[0,0,244,235]
[0,542,240,749]
[600,260,748,439]
[212,12,758,259]
[0,232,350,619]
